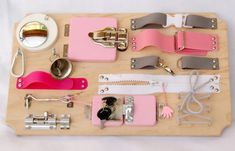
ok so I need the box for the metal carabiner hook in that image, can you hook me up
[10,48,24,77]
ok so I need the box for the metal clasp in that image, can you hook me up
[163,14,192,28]
[10,48,24,77]
[158,59,175,76]
[25,111,70,130]
[88,27,128,51]
[123,96,134,123]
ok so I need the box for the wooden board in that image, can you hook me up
[6,13,232,136]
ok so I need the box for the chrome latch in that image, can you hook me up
[123,96,134,123]
[88,27,128,51]
[25,112,70,130]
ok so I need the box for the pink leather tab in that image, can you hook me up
[68,17,117,62]
[132,29,218,56]
[126,95,157,126]
[91,95,157,127]
[16,71,88,90]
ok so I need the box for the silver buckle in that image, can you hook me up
[164,14,192,28]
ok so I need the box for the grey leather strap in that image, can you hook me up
[179,56,219,70]
[131,56,160,69]
[185,15,217,29]
[131,13,167,30]
[131,13,217,30]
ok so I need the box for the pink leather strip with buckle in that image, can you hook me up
[132,29,218,56]
[16,71,88,90]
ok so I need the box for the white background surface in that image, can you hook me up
[0,0,235,151]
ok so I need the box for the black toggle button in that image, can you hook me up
[97,107,112,120]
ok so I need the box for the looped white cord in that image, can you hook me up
[10,48,24,77]
[179,70,212,115]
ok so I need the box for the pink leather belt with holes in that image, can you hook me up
[16,71,88,90]
[132,30,218,56]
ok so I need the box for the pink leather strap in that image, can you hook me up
[132,29,218,56]
[16,71,88,90]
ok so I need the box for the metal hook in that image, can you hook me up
[10,48,24,77]
[158,59,175,76]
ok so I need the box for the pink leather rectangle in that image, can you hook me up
[68,17,117,62]
[126,95,157,126]
[91,95,157,127]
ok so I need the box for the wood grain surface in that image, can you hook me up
[5,13,232,136]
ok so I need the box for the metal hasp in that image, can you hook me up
[123,96,134,123]
[88,27,128,51]
[25,111,70,130]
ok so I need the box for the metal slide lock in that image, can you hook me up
[25,112,71,130]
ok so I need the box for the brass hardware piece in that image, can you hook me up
[88,27,128,51]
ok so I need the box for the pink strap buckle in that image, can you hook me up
[132,29,218,56]
[16,71,88,90]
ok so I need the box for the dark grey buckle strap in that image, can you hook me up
[178,56,219,70]
[131,56,175,75]
[131,56,160,69]
[130,13,167,30]
[130,13,217,30]
[185,15,217,29]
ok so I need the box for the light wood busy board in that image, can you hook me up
[6,13,232,136]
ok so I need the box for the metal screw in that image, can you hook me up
[18,83,22,87]
[213,65,217,69]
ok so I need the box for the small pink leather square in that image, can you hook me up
[126,95,157,126]
[91,95,157,127]
[68,17,117,62]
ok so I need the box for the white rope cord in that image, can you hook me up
[178,70,215,125]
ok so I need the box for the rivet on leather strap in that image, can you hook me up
[177,56,220,70]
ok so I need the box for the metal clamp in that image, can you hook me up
[123,96,134,123]
[25,112,70,130]
[88,27,128,51]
